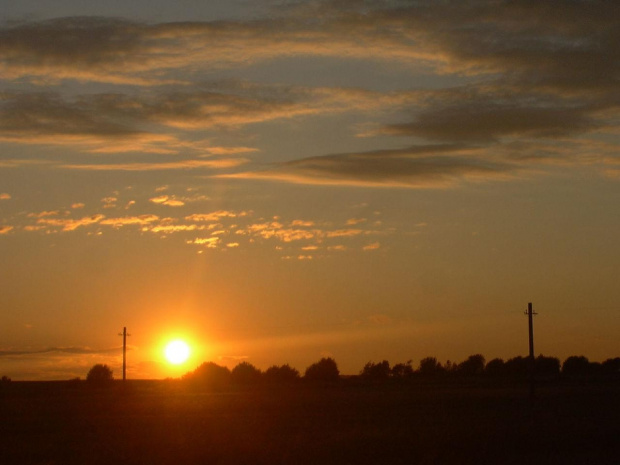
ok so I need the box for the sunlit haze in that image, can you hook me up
[1,0,619,380]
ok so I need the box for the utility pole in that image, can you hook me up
[525,303,537,399]
[118,327,130,381]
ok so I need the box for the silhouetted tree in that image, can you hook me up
[504,356,528,378]
[602,357,620,376]
[264,364,300,384]
[443,360,457,374]
[562,355,591,377]
[535,355,560,377]
[457,354,485,376]
[183,362,231,390]
[231,361,262,386]
[419,357,444,376]
[360,360,391,381]
[1,375,11,384]
[391,360,414,379]
[86,364,114,384]
[485,358,505,376]
[304,357,340,383]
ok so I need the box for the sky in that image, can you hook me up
[1,0,619,380]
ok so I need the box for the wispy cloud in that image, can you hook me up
[220,145,517,188]
[35,214,105,232]
[61,158,249,171]
[0,346,122,357]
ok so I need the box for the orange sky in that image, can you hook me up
[1,0,619,380]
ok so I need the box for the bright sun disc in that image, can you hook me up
[164,340,190,365]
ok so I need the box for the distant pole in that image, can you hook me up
[527,303,535,359]
[118,327,130,381]
[525,303,537,399]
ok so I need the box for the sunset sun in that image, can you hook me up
[164,340,191,365]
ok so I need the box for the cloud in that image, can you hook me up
[0,346,122,357]
[188,237,221,248]
[3,3,617,93]
[2,3,617,190]
[0,193,11,200]
[0,84,390,142]
[220,145,516,188]
[100,215,160,228]
[36,214,105,232]
[384,102,596,143]
[291,220,315,227]
[61,158,249,171]
[149,195,185,207]
[0,225,13,234]
[186,210,248,222]
[327,229,363,238]
[27,210,61,218]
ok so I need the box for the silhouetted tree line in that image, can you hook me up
[181,357,339,389]
[177,354,620,390]
[5,354,616,389]
[360,354,620,382]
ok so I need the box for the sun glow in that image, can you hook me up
[164,340,191,365]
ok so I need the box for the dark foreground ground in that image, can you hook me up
[1,380,619,465]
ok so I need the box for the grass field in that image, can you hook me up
[1,380,618,464]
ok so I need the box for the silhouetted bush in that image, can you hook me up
[231,361,262,386]
[419,357,444,376]
[457,354,486,376]
[183,362,231,390]
[264,364,300,384]
[1,375,11,384]
[485,358,505,376]
[391,360,414,379]
[562,356,591,377]
[360,360,391,381]
[86,364,114,385]
[304,357,340,383]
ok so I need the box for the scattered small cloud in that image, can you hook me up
[291,220,315,227]
[100,215,160,228]
[187,237,220,248]
[0,193,11,200]
[327,229,363,238]
[36,214,105,232]
[363,242,381,251]
[149,195,185,207]
[27,210,61,218]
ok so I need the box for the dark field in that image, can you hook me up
[1,381,619,464]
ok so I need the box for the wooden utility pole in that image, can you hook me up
[525,303,537,399]
[118,327,130,381]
